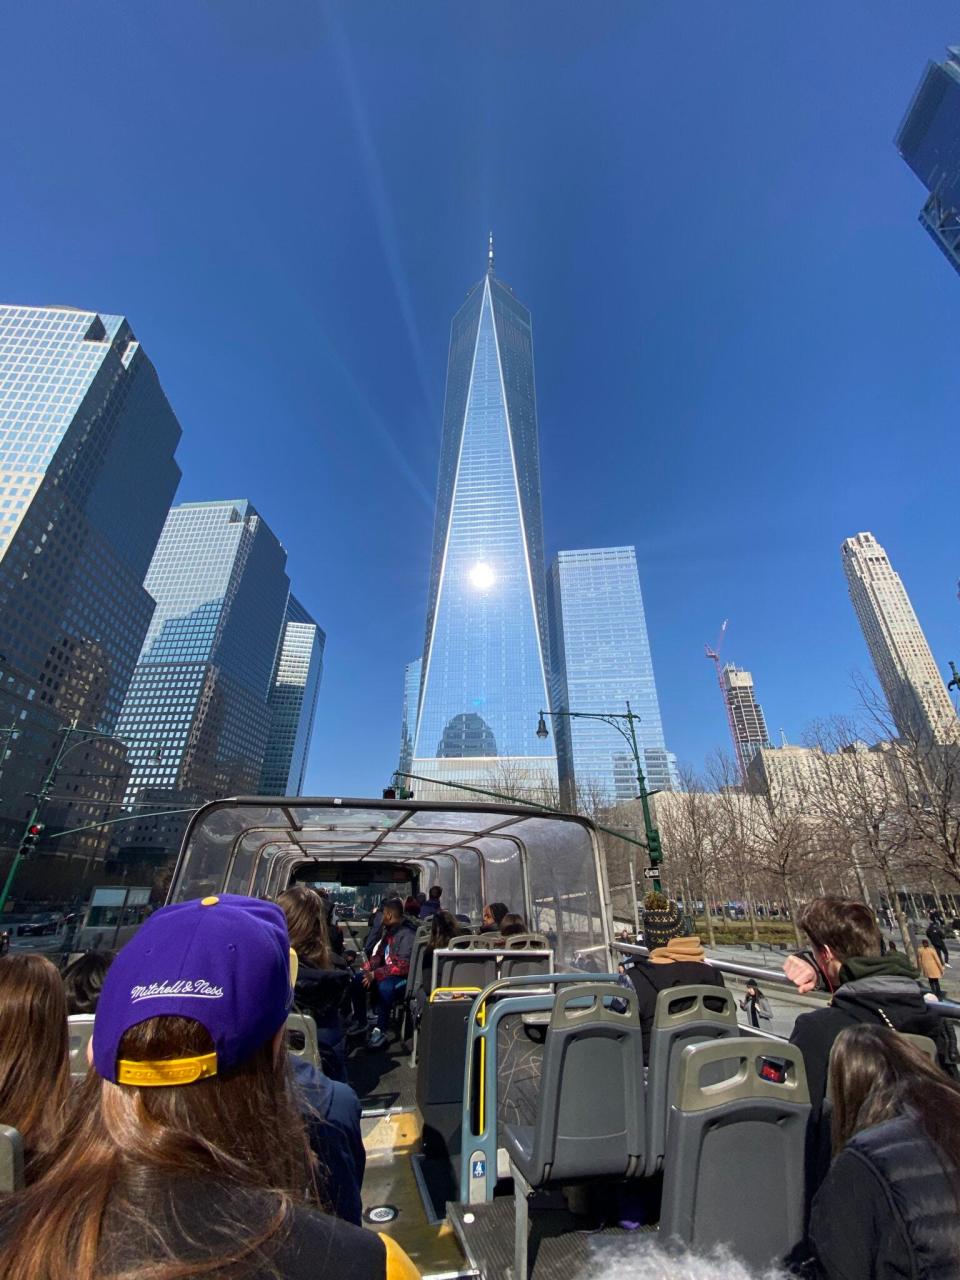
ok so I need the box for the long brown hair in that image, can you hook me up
[0,1015,317,1280]
[277,886,332,970]
[830,1024,960,1187]
[0,953,69,1165]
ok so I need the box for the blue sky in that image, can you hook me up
[2,2,958,795]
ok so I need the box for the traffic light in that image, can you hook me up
[18,822,44,859]
[382,787,397,800]
[646,829,663,865]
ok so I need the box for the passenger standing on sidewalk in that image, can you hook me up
[918,939,945,999]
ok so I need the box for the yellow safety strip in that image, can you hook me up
[380,1232,421,1280]
[116,1050,218,1087]
[428,986,482,1002]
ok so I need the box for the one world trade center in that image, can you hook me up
[411,240,557,800]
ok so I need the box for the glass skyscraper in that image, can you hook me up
[413,243,557,800]
[0,303,181,871]
[547,547,678,805]
[115,500,291,860]
[896,47,960,275]
[259,594,324,796]
[397,657,422,781]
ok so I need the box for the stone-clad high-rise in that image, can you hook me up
[841,531,956,743]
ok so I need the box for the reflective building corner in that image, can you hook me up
[547,546,678,805]
[259,594,324,797]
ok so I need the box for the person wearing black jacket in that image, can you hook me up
[807,1024,960,1280]
[626,894,725,1061]
[278,886,352,1081]
[784,899,944,1121]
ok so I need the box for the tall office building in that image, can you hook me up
[841,532,957,743]
[258,595,324,796]
[0,304,181,871]
[547,547,678,805]
[720,665,771,778]
[896,47,960,275]
[413,242,557,799]
[397,658,422,781]
[116,501,291,860]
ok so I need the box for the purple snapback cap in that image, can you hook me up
[93,894,292,1085]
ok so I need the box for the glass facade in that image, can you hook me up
[0,304,181,869]
[259,594,324,796]
[896,48,960,274]
[414,259,556,799]
[115,501,291,857]
[397,657,421,779]
[547,547,678,805]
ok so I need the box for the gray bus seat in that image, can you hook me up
[434,949,499,992]
[286,1011,322,1071]
[504,983,646,1280]
[501,933,549,950]
[0,1124,24,1192]
[417,987,482,1164]
[68,1013,96,1080]
[659,1037,810,1268]
[646,984,738,1175]
[500,949,553,981]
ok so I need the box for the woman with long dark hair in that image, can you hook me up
[809,1024,960,1279]
[278,885,352,1080]
[0,895,416,1280]
[0,953,69,1178]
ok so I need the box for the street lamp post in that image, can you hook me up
[536,700,664,894]
[0,718,161,918]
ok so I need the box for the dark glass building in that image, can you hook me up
[115,500,291,862]
[896,47,960,273]
[258,594,324,796]
[413,242,556,800]
[0,304,181,885]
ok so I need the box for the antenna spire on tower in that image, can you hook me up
[487,230,494,274]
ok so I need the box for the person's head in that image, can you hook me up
[829,1024,960,1192]
[500,913,527,937]
[428,885,443,902]
[922,938,932,948]
[642,893,684,950]
[403,895,419,915]
[745,981,759,996]
[798,897,882,986]
[0,894,315,1280]
[416,892,427,906]
[429,910,459,950]
[62,950,112,1016]
[277,883,331,969]
[0,953,69,1163]
[888,940,898,951]
[382,896,405,929]
[482,902,509,929]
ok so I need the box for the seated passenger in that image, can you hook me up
[500,913,527,937]
[403,894,421,918]
[808,1025,960,1280]
[289,1056,366,1226]
[626,893,724,1060]
[278,886,352,1081]
[784,898,946,1120]
[480,901,509,933]
[418,885,444,920]
[0,895,418,1280]
[61,950,112,1015]
[363,897,416,1050]
[422,910,462,996]
[0,954,69,1179]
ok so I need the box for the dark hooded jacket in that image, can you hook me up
[790,953,941,1120]
[809,1115,960,1280]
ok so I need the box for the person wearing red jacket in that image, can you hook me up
[362,897,416,1050]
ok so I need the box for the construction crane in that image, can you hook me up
[704,620,748,785]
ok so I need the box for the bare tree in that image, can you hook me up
[747,755,821,949]
[652,766,721,946]
[707,750,761,943]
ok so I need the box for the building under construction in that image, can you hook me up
[720,665,771,777]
